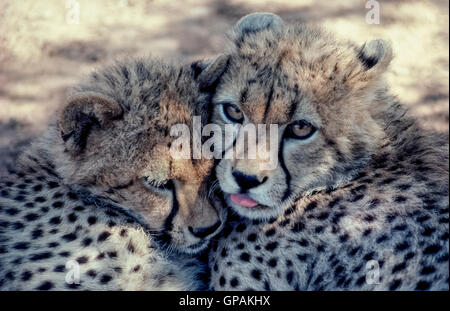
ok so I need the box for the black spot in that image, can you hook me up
[265,241,278,251]
[394,196,408,203]
[220,248,227,258]
[59,251,70,257]
[315,226,324,234]
[395,241,410,252]
[389,279,402,290]
[268,258,278,267]
[12,222,24,230]
[286,271,294,285]
[62,232,77,242]
[107,251,117,258]
[363,228,372,236]
[54,265,65,272]
[422,227,436,237]
[6,208,20,215]
[393,224,407,231]
[36,281,54,290]
[47,181,59,189]
[49,216,61,225]
[305,201,317,211]
[350,194,364,202]
[297,253,309,262]
[21,271,33,281]
[52,201,64,209]
[317,212,329,220]
[423,244,441,255]
[392,262,407,273]
[24,213,39,221]
[127,242,135,253]
[363,252,375,261]
[265,228,276,237]
[31,229,43,239]
[30,252,53,261]
[100,274,112,284]
[67,192,78,200]
[230,277,239,288]
[247,233,257,242]
[87,270,97,278]
[292,221,305,232]
[355,276,366,286]
[73,206,85,212]
[67,213,77,222]
[81,237,92,247]
[97,231,111,242]
[48,242,59,248]
[13,242,30,250]
[240,252,251,262]
[219,276,226,287]
[420,266,436,275]
[76,256,89,264]
[339,233,349,243]
[415,280,431,290]
[34,196,46,203]
[87,216,97,225]
[251,269,261,280]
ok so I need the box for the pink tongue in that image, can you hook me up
[230,194,259,208]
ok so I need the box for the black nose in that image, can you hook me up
[232,170,266,191]
[189,220,222,239]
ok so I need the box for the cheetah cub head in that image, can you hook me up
[49,59,224,253]
[197,13,393,220]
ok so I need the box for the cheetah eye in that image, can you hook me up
[285,120,317,140]
[142,178,173,192]
[222,103,244,124]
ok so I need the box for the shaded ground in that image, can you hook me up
[0,0,448,175]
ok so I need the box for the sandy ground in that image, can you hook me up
[0,0,448,175]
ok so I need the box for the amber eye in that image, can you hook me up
[222,103,244,123]
[286,120,317,140]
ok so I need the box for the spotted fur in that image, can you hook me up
[201,13,449,290]
[0,58,225,290]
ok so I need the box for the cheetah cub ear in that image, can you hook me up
[357,39,393,74]
[58,92,123,155]
[234,12,284,37]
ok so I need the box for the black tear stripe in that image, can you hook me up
[155,180,178,247]
[220,126,239,159]
[279,136,292,202]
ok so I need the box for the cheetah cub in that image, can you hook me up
[198,13,449,290]
[0,58,225,290]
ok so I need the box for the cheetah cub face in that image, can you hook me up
[54,59,224,253]
[198,13,393,220]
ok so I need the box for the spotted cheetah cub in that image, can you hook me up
[0,58,225,290]
[198,13,449,290]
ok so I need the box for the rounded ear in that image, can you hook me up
[58,92,122,154]
[234,12,284,37]
[192,54,230,92]
[357,39,393,73]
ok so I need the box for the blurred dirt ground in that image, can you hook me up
[0,0,448,175]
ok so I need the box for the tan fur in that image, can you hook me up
[0,58,224,290]
[203,13,449,290]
